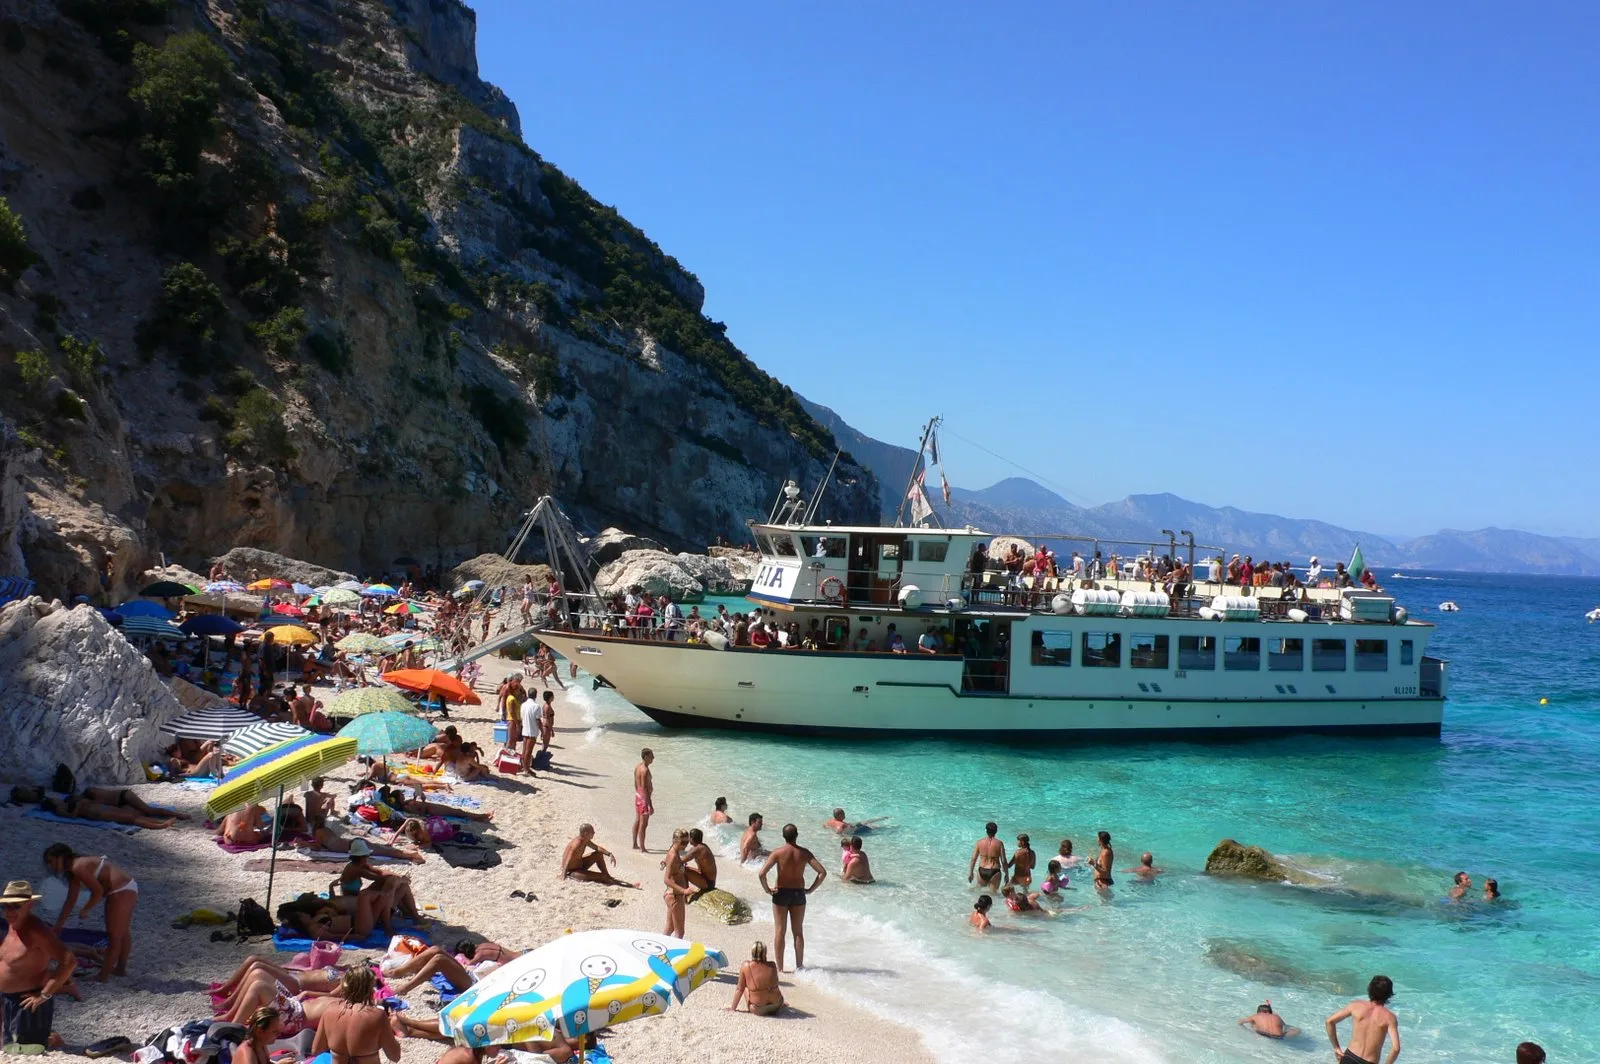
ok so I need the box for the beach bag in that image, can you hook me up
[425,815,456,843]
[236,898,274,939]
[494,747,522,773]
[531,749,553,772]
[52,763,76,795]
[310,940,341,968]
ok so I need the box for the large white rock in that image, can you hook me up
[0,598,186,785]
[673,552,755,593]
[595,550,704,600]
[586,527,668,568]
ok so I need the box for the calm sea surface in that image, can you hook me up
[568,573,1600,1062]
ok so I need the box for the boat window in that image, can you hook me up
[755,532,781,558]
[1178,634,1215,670]
[1082,631,1121,668]
[1131,633,1169,669]
[1354,639,1388,672]
[1312,638,1347,671]
[770,534,799,558]
[1224,636,1261,671]
[1400,639,1414,666]
[802,536,847,559]
[825,615,850,648]
[1269,637,1304,671]
[1030,630,1072,666]
[916,539,950,563]
[879,543,901,560]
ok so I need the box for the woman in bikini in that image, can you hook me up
[334,843,417,935]
[969,894,993,930]
[276,896,368,943]
[727,941,784,1015]
[230,1006,283,1064]
[44,844,139,980]
[40,794,176,830]
[378,787,493,824]
[662,829,694,938]
[383,943,501,996]
[221,803,271,845]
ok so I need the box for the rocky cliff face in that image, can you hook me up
[0,0,876,599]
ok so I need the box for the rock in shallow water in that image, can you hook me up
[692,888,751,925]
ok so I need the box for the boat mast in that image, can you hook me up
[802,449,842,525]
[893,415,942,528]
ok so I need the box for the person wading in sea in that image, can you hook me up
[1093,830,1115,891]
[740,813,767,863]
[1325,975,1401,1064]
[968,822,1008,890]
[758,824,827,972]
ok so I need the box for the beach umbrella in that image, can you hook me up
[379,633,444,654]
[323,685,420,718]
[265,624,318,646]
[255,616,308,630]
[383,601,421,616]
[381,668,480,705]
[119,615,185,640]
[319,588,361,608]
[161,704,263,741]
[335,580,364,592]
[291,582,316,596]
[115,600,176,619]
[140,580,193,599]
[438,929,727,1048]
[459,579,485,592]
[204,734,358,910]
[180,614,244,637]
[222,721,312,759]
[205,580,246,594]
[336,632,387,653]
[98,609,124,627]
[362,583,399,598]
[272,603,306,617]
[338,711,436,759]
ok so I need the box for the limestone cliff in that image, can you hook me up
[0,0,876,599]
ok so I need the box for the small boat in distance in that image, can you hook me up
[1586,607,1600,623]
[1440,601,1461,612]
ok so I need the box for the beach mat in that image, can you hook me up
[435,842,500,870]
[420,794,482,810]
[60,927,110,949]
[431,971,462,1003]
[23,809,139,834]
[272,924,427,953]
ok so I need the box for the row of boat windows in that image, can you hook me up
[755,532,952,563]
[1030,631,1415,672]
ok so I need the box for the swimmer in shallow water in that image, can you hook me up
[1482,878,1501,902]
[1122,852,1164,881]
[969,894,992,930]
[1237,1001,1299,1039]
[822,808,889,835]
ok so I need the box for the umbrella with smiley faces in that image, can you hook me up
[438,928,728,1054]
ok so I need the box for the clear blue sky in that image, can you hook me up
[469,1,1599,539]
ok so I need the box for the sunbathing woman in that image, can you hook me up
[215,962,349,1023]
[302,809,424,864]
[448,742,491,782]
[40,794,176,830]
[420,726,463,767]
[217,965,376,1033]
[44,844,139,981]
[378,786,494,824]
[275,896,370,944]
[384,944,501,996]
[334,842,419,934]
[215,956,347,999]
[221,804,271,845]
[164,741,229,779]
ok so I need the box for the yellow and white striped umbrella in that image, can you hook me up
[204,734,357,820]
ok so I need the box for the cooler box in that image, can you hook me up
[492,721,508,745]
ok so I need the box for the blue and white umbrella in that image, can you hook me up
[205,580,246,594]
[120,615,185,640]
[222,721,312,759]
[161,704,263,741]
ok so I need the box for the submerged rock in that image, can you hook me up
[1205,839,1304,882]
[0,598,184,785]
[692,888,752,925]
[1205,938,1357,995]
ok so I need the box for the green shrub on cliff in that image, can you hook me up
[137,261,226,374]
[60,335,106,391]
[225,386,293,460]
[130,33,233,188]
[13,348,51,391]
[0,196,38,286]
[248,305,308,359]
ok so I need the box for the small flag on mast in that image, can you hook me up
[908,469,934,524]
[927,430,939,467]
[940,470,952,508]
[1348,544,1366,583]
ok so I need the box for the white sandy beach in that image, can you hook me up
[2,652,936,1064]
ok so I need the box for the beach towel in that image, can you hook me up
[216,834,313,854]
[272,924,427,953]
[420,793,482,810]
[23,809,140,834]
[177,778,221,790]
[434,842,501,870]
[430,971,462,1003]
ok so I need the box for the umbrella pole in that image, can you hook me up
[265,784,284,912]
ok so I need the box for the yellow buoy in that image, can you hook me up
[1539,697,1549,705]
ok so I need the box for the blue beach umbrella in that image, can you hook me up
[181,614,244,637]
[338,711,437,758]
[98,609,124,627]
[115,600,176,619]
[205,580,247,594]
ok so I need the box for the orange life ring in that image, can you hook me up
[819,576,844,602]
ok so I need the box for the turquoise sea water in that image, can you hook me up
[569,573,1600,1062]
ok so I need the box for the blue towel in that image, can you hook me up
[23,809,140,834]
[272,924,427,952]
[430,971,461,1003]
[424,794,483,810]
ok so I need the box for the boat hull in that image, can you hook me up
[536,630,1445,741]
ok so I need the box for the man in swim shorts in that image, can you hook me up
[968,821,1007,889]
[1325,975,1401,1064]
[632,748,654,852]
[560,824,637,887]
[758,824,827,971]
[0,881,74,1051]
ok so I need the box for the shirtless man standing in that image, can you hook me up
[560,824,638,887]
[1093,830,1115,891]
[0,881,75,1051]
[967,822,1007,891]
[681,828,718,897]
[1123,852,1164,880]
[1326,975,1402,1064]
[312,967,401,1064]
[758,824,828,972]
[740,813,768,863]
[632,749,654,852]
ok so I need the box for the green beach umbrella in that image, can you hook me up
[336,632,387,653]
[322,685,419,718]
[320,588,361,608]
[338,710,437,758]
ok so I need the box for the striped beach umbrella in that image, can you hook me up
[322,685,419,718]
[204,735,357,819]
[336,632,387,653]
[120,615,185,640]
[338,711,437,758]
[161,704,263,741]
[204,580,246,594]
[320,588,361,608]
[335,580,364,592]
[221,721,311,759]
[361,583,399,598]
[439,929,727,1047]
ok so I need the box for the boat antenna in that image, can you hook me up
[802,449,842,525]
[893,415,942,528]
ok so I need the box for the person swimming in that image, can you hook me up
[969,894,993,930]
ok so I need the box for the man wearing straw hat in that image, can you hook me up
[0,880,74,1051]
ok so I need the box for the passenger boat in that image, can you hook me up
[533,509,1447,741]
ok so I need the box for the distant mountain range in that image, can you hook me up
[798,399,1600,576]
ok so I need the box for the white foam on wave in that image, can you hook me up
[777,901,1170,1064]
